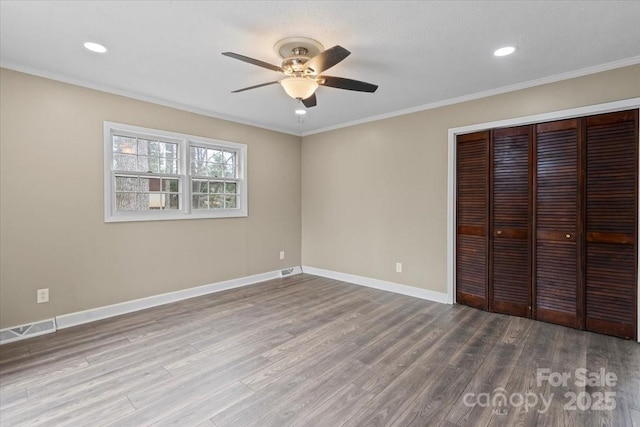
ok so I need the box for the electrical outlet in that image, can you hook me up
[396,263,403,273]
[280,251,285,260]
[37,288,49,304]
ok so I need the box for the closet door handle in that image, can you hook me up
[566,233,571,239]
[496,230,502,235]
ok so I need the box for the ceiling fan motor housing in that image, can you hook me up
[282,53,312,75]
[275,37,324,76]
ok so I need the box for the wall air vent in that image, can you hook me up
[0,319,57,345]
[280,268,295,277]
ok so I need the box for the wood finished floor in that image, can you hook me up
[1,274,639,427]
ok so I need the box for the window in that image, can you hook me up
[104,121,247,222]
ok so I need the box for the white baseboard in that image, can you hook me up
[301,266,449,304]
[0,266,302,344]
[56,266,302,329]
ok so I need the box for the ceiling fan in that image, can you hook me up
[222,37,378,108]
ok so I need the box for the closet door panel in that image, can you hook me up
[491,126,531,317]
[585,110,638,339]
[536,241,579,327]
[586,243,635,338]
[456,131,489,310]
[492,238,529,315]
[534,119,582,329]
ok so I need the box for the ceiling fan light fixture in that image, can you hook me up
[280,77,318,100]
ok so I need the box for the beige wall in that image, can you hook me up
[2,65,639,330]
[302,64,640,294]
[0,69,302,328]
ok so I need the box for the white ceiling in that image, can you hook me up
[2,1,640,136]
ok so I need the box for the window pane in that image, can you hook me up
[148,193,163,209]
[159,158,167,174]
[138,178,161,192]
[210,194,224,209]
[147,158,160,173]
[159,159,178,174]
[163,179,179,192]
[191,146,206,162]
[208,149,222,163]
[224,182,236,194]
[115,176,138,191]
[210,181,224,194]
[170,159,178,174]
[191,161,203,176]
[149,141,160,157]
[113,154,138,171]
[224,164,235,178]
[224,151,235,164]
[210,164,223,178]
[161,142,178,159]
[113,135,137,154]
[166,194,179,210]
[225,195,237,209]
[137,156,149,172]
[192,180,208,193]
[192,195,208,209]
[137,194,150,210]
[137,139,149,155]
[115,192,137,210]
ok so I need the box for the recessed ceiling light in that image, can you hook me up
[84,42,108,53]
[494,46,516,57]
[295,109,307,115]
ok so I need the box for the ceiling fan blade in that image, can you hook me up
[319,76,378,92]
[303,45,350,74]
[231,81,280,93]
[222,52,283,73]
[302,93,317,108]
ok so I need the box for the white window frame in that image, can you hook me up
[104,121,248,222]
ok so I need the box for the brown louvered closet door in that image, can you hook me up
[490,126,531,317]
[456,109,637,339]
[534,119,583,329]
[456,131,489,310]
[585,110,638,339]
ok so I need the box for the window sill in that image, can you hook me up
[104,210,248,223]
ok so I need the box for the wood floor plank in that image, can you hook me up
[295,383,375,427]
[162,330,293,376]
[442,338,526,426]
[484,321,560,427]
[112,381,253,426]
[353,307,484,397]
[1,345,196,423]
[390,364,474,427]
[342,363,432,426]
[245,359,371,427]
[631,408,640,427]
[534,327,588,427]
[0,355,90,392]
[211,375,309,427]
[42,396,136,427]
[0,345,30,366]
[447,315,511,371]
[25,343,199,399]
[1,367,169,425]
[130,354,272,410]
[0,274,638,427]
[0,387,26,411]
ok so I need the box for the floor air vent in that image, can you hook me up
[280,268,295,277]
[0,319,56,345]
